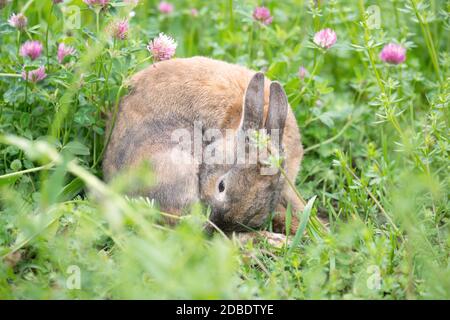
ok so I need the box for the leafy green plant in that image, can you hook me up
[0,0,448,299]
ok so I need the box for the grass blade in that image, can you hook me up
[288,195,317,255]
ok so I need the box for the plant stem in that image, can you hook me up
[16,31,21,58]
[0,73,21,78]
[304,118,353,153]
[342,160,400,234]
[45,3,54,68]
[91,84,125,169]
[248,22,254,63]
[409,0,442,82]
[228,0,234,32]
[296,54,323,101]
[24,79,28,106]
[0,162,54,180]
[96,9,100,34]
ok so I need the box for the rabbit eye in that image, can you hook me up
[218,180,225,193]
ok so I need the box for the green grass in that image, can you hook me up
[0,0,449,299]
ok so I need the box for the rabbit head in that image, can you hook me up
[200,72,288,233]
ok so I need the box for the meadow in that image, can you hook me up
[0,0,448,299]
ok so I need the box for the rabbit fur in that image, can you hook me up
[103,57,304,234]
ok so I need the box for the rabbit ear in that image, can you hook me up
[265,81,288,138]
[241,72,265,130]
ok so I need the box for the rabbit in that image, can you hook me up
[103,57,304,235]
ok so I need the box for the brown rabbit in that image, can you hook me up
[103,57,304,235]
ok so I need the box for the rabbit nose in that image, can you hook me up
[203,217,224,236]
[203,223,215,236]
[209,210,223,225]
[205,209,227,233]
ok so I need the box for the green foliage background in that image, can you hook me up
[0,0,448,299]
